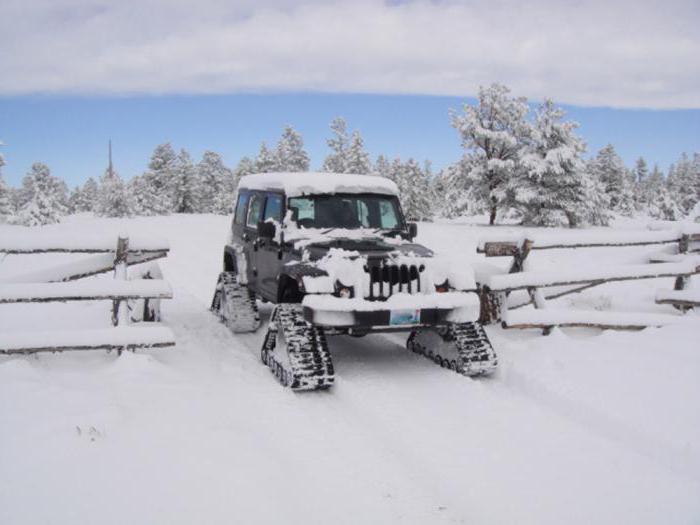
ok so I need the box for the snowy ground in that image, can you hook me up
[1,214,699,525]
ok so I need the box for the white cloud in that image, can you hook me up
[1,0,698,108]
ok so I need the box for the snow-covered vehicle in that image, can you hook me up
[211,172,498,390]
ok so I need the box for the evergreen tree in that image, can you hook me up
[172,149,200,213]
[254,142,279,174]
[198,151,232,213]
[275,126,310,172]
[667,153,699,215]
[140,143,177,215]
[589,144,635,215]
[514,99,589,227]
[96,166,132,218]
[345,131,372,174]
[387,158,433,221]
[633,157,649,210]
[0,152,14,221]
[81,177,98,212]
[634,157,649,184]
[128,175,150,216]
[451,83,530,225]
[374,155,391,178]
[17,163,63,226]
[322,117,350,173]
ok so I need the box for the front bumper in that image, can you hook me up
[301,292,480,328]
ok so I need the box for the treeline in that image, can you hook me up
[0,84,698,227]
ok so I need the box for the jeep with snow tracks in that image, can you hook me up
[211,172,498,390]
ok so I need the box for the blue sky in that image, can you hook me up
[0,94,698,187]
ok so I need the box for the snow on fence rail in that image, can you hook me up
[0,234,175,355]
[475,227,700,332]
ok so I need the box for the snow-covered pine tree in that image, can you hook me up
[254,142,279,174]
[140,143,177,215]
[80,177,98,212]
[322,117,350,173]
[436,156,483,219]
[172,149,200,213]
[212,157,241,215]
[374,155,391,178]
[275,126,310,172]
[96,166,132,218]
[589,145,635,216]
[578,163,611,226]
[198,151,233,214]
[514,99,589,227]
[387,158,433,221]
[632,157,649,210]
[451,83,530,225]
[128,175,149,216]
[0,152,14,221]
[667,153,698,215]
[345,131,372,174]
[17,163,64,226]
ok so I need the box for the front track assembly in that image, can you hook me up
[407,322,498,377]
[260,304,335,391]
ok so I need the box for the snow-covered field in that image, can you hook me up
[1,214,699,525]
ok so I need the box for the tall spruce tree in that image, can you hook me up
[140,143,177,215]
[172,149,200,213]
[18,163,63,226]
[0,151,14,221]
[275,126,310,172]
[589,145,635,216]
[322,117,350,173]
[96,166,132,218]
[198,151,232,213]
[514,99,589,227]
[345,131,372,174]
[254,142,279,174]
[451,83,530,225]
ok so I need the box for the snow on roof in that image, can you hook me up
[238,172,399,197]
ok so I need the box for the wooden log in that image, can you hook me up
[503,321,647,331]
[509,239,533,274]
[478,287,506,324]
[0,280,173,304]
[674,234,690,291]
[479,242,521,257]
[112,236,129,327]
[528,239,680,250]
[0,326,176,355]
[1,251,168,285]
[487,262,699,293]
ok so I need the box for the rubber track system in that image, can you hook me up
[211,271,261,333]
[260,304,335,391]
[407,322,498,377]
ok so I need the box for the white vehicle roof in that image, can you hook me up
[237,172,399,197]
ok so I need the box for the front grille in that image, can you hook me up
[365,262,424,300]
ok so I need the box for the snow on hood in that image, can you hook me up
[238,172,399,197]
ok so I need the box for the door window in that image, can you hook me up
[234,193,249,224]
[246,194,264,228]
[263,194,283,222]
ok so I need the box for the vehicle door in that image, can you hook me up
[243,191,265,287]
[256,192,285,301]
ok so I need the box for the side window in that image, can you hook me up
[246,194,264,228]
[234,193,249,224]
[380,200,399,229]
[263,194,283,222]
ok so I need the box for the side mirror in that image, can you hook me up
[408,222,418,239]
[258,221,276,240]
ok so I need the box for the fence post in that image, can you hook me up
[674,234,690,291]
[112,235,129,326]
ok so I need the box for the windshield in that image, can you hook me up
[288,194,403,230]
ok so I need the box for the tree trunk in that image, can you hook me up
[489,205,497,225]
